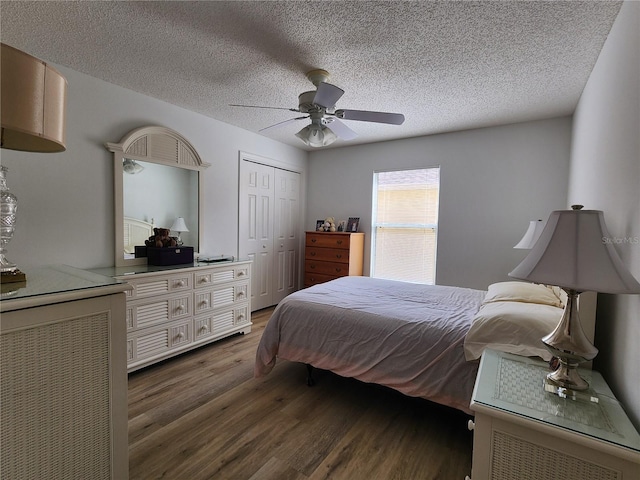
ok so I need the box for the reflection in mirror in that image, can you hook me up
[122,159,199,258]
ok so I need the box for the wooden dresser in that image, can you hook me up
[304,231,365,287]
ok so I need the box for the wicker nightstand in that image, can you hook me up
[467,349,640,480]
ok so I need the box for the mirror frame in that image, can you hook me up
[106,126,210,267]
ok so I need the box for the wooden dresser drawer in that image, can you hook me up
[305,260,350,277]
[306,232,351,249]
[304,271,342,287]
[306,246,350,263]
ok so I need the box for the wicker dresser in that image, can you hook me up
[467,349,640,480]
[0,266,129,480]
[304,231,365,287]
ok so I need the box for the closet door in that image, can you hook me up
[239,161,275,311]
[273,168,300,304]
[239,158,300,311]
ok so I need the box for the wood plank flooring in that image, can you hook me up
[128,307,474,479]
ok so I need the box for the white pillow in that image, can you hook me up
[483,281,563,308]
[464,300,563,361]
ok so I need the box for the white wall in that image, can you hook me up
[307,118,572,290]
[0,65,307,270]
[568,1,640,428]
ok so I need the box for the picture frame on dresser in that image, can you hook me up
[347,217,360,232]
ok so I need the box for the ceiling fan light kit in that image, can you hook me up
[234,69,405,148]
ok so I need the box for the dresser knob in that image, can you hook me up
[311,238,316,243]
[467,420,475,431]
[177,332,185,339]
[238,313,245,321]
[237,291,245,298]
[177,280,185,287]
[201,277,210,284]
[337,240,343,245]
[310,252,316,256]
[177,304,185,311]
[237,271,245,277]
[202,299,209,306]
[336,254,342,259]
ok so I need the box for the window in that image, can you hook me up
[371,167,440,284]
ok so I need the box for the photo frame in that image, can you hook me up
[347,217,360,232]
[315,220,325,231]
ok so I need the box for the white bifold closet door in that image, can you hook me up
[239,159,300,311]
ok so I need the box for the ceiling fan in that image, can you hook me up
[231,69,405,147]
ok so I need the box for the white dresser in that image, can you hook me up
[93,259,252,372]
[0,265,130,480]
[468,349,640,480]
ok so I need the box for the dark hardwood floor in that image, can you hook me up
[128,307,474,479]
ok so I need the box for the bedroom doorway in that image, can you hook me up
[239,156,301,311]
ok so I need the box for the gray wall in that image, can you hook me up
[0,65,308,270]
[569,1,640,428]
[307,117,572,290]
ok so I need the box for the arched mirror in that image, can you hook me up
[107,126,210,267]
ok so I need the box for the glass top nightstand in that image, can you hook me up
[471,349,640,454]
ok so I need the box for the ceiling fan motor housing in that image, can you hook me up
[298,91,321,113]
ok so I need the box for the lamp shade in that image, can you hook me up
[295,123,338,147]
[514,219,545,249]
[170,217,189,233]
[1,43,67,153]
[509,206,640,294]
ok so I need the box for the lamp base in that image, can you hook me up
[543,376,599,403]
[542,288,598,391]
[545,358,589,391]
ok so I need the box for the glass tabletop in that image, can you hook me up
[472,349,640,453]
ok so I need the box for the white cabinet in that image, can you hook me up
[96,260,252,372]
[0,266,129,480]
[469,349,640,480]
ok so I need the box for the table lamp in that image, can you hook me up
[509,205,640,391]
[1,43,67,284]
[170,217,189,246]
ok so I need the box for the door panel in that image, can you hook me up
[239,158,300,310]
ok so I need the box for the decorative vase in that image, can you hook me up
[0,166,18,272]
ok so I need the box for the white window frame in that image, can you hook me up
[371,166,440,284]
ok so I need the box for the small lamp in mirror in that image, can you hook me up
[170,217,189,246]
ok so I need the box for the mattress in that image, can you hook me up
[255,276,486,414]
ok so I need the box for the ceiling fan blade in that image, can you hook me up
[259,116,308,132]
[313,82,344,108]
[326,119,358,141]
[230,104,300,112]
[336,109,405,125]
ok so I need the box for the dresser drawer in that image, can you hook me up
[126,272,192,300]
[126,293,192,331]
[305,260,350,277]
[306,246,350,263]
[194,305,251,342]
[128,318,192,363]
[304,271,341,287]
[195,264,250,288]
[306,233,351,249]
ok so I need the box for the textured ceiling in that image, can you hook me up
[1,1,622,150]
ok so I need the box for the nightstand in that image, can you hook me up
[467,349,640,480]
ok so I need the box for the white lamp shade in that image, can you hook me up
[1,43,67,152]
[170,217,189,233]
[509,208,640,294]
[295,123,338,147]
[514,219,546,249]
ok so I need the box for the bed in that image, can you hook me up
[255,276,567,415]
